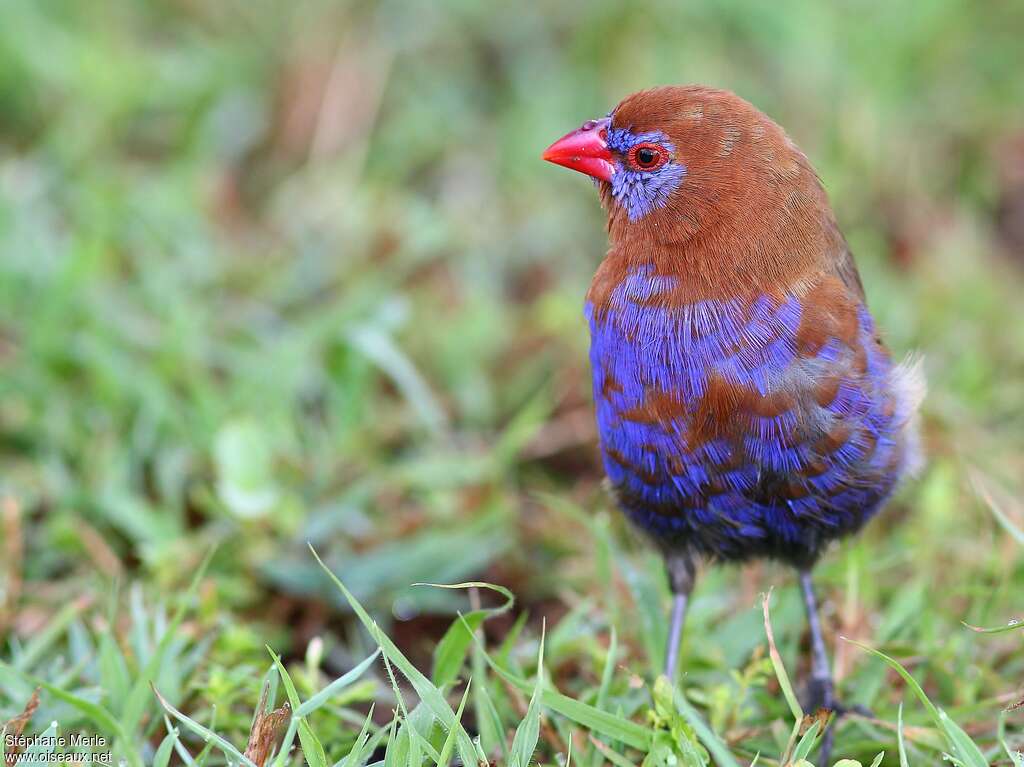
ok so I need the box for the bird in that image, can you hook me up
[542,85,923,761]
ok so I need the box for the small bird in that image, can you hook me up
[543,85,923,759]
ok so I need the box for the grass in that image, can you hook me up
[2,0,1024,764]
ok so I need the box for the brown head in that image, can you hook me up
[543,85,851,303]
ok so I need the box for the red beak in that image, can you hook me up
[542,117,614,182]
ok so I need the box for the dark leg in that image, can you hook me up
[798,569,834,711]
[664,553,695,679]
[799,569,873,764]
[799,568,838,765]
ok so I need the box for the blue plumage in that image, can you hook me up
[586,268,913,565]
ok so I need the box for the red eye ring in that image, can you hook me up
[627,142,668,171]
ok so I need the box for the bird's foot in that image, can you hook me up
[803,676,873,719]
[802,676,873,767]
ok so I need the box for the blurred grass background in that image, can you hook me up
[2,0,1024,763]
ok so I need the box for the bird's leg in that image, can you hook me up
[664,553,695,680]
[799,569,870,765]
[798,568,837,764]
[798,569,834,712]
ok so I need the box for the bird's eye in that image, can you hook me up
[628,142,668,171]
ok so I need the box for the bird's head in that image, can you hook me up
[541,100,688,226]
[543,85,843,299]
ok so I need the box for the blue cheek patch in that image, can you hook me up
[605,126,687,221]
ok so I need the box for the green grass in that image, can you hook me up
[2,0,1024,765]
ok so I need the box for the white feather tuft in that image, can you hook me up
[891,352,927,477]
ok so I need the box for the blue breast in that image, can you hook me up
[586,267,904,563]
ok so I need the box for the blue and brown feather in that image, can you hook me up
[588,268,913,565]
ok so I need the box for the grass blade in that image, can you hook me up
[153,729,179,767]
[416,582,514,688]
[437,680,473,767]
[460,612,650,751]
[938,708,988,767]
[346,324,448,435]
[897,703,909,767]
[789,722,820,763]
[509,624,545,767]
[298,719,329,767]
[999,710,1024,767]
[961,618,1024,635]
[98,630,131,712]
[596,627,617,714]
[671,685,741,767]
[762,590,804,763]
[269,648,302,710]
[296,649,380,716]
[972,471,1024,545]
[11,600,86,672]
[433,612,485,688]
[845,638,987,767]
[761,591,802,722]
[472,663,507,762]
[152,684,258,767]
[0,664,125,741]
[589,627,618,767]
[587,734,637,767]
[310,545,480,767]
[124,548,216,739]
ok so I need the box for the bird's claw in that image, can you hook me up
[838,702,874,718]
[803,677,875,767]
[803,677,874,719]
